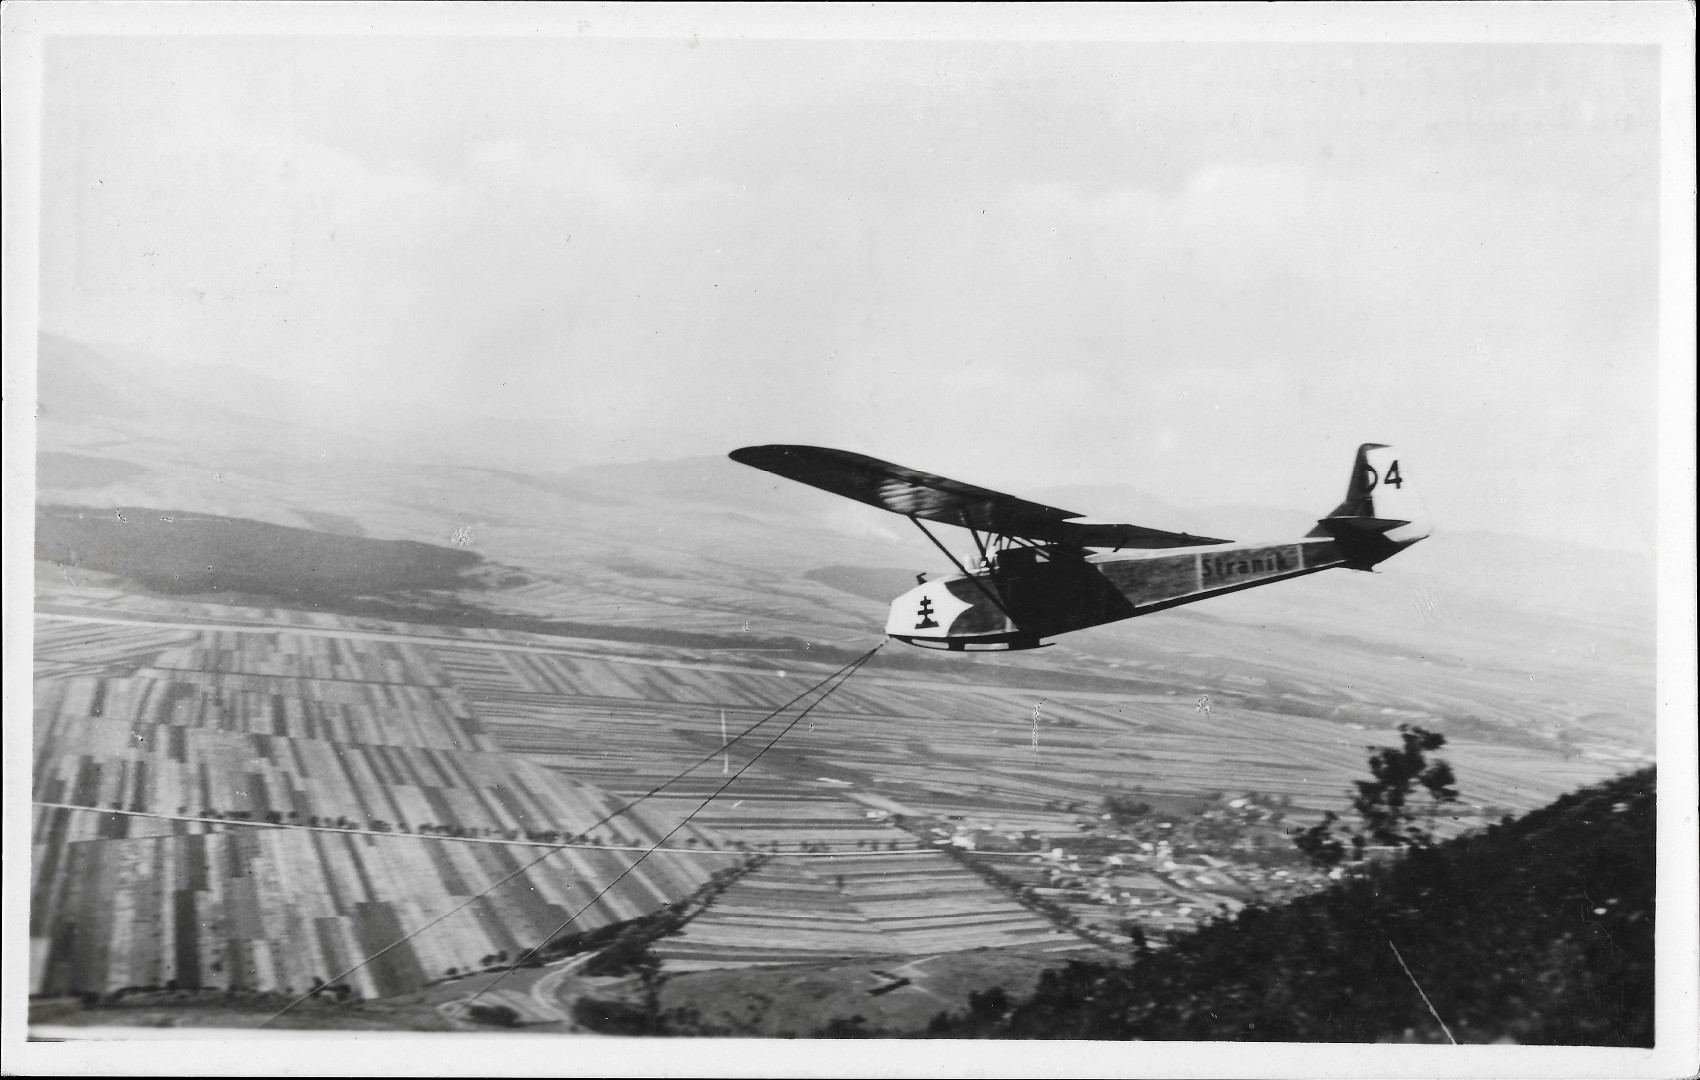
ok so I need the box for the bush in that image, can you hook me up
[967,986,1011,1021]
[928,768,1655,1045]
[573,996,653,1036]
[581,926,660,978]
[468,1003,520,1028]
[1104,794,1154,828]
[815,1014,888,1039]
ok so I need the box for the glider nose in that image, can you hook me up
[886,579,972,640]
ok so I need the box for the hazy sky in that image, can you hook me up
[28,15,1671,550]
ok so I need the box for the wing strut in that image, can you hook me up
[907,515,1024,633]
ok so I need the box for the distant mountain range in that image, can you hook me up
[33,332,595,473]
[32,332,1657,756]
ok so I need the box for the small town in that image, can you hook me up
[899,792,1403,942]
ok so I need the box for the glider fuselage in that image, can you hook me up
[885,538,1351,650]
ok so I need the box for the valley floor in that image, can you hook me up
[29,578,1650,1033]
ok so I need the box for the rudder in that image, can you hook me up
[1308,443,1430,568]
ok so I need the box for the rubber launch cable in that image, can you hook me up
[443,644,883,1024]
[257,642,882,1026]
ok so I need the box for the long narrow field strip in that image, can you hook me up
[35,669,484,750]
[29,819,737,1000]
[29,802,938,859]
[653,853,1076,969]
[33,620,198,672]
[39,607,815,675]
[431,645,887,1026]
[634,794,913,850]
[35,593,1641,1001]
[31,710,722,852]
[30,617,756,1000]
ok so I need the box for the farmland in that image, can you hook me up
[652,852,1083,970]
[30,598,743,1002]
[30,557,1650,1016]
[27,352,1658,1030]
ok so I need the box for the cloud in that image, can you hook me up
[35,38,1659,549]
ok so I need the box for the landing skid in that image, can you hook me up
[889,634,1053,652]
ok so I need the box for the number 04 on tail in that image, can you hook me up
[730,443,1430,652]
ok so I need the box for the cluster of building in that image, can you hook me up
[916,793,1341,939]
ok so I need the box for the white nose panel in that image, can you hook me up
[886,580,975,637]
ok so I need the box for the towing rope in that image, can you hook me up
[257,642,883,1026]
[443,644,883,1023]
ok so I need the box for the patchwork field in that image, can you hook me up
[30,603,743,1001]
[28,370,1658,1028]
[652,853,1082,970]
[31,562,1649,1012]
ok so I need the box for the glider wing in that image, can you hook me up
[729,444,1228,549]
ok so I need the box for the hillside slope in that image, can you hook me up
[926,767,1655,1045]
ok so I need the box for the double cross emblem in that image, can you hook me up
[914,596,939,629]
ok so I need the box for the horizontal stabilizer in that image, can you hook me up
[1313,516,1413,538]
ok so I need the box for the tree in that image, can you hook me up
[1296,725,1459,867]
[1293,811,1348,866]
[1122,921,1153,961]
[1104,793,1153,828]
[584,926,660,979]
[1352,725,1458,847]
[579,925,666,1027]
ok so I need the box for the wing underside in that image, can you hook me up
[729,444,1229,549]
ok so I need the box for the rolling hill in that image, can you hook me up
[26,332,1664,1034]
[916,767,1656,1045]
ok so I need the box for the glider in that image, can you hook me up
[730,443,1430,651]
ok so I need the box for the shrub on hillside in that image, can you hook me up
[926,768,1654,1045]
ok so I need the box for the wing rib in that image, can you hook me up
[729,444,1229,548]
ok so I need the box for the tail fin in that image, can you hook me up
[1307,443,1431,569]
